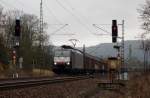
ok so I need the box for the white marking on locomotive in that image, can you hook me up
[54,57,70,63]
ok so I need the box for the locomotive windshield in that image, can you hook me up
[55,50,70,57]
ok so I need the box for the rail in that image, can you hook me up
[0,75,93,90]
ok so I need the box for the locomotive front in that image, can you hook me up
[52,49,71,74]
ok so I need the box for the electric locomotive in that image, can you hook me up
[53,49,72,74]
[52,47,107,74]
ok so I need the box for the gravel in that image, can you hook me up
[0,78,101,98]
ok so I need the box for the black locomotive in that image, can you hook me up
[52,47,107,74]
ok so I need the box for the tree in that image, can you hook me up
[5,10,52,70]
[138,0,150,32]
[138,0,150,71]
[0,34,9,65]
[0,6,10,71]
[140,38,150,70]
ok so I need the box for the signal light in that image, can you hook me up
[12,50,16,58]
[112,26,118,36]
[15,19,21,36]
[112,20,118,43]
[12,50,16,65]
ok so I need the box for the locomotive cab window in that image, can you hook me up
[55,50,70,57]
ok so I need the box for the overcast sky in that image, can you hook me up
[0,0,145,47]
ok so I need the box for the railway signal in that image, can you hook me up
[15,19,21,37]
[13,19,21,68]
[112,20,118,43]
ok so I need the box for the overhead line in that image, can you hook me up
[62,0,92,28]
[60,0,112,43]
[45,0,74,36]
[58,0,103,40]
[93,24,111,35]
[50,24,68,35]
[54,0,102,42]
[55,0,94,35]
[44,2,62,24]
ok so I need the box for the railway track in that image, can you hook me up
[0,75,93,90]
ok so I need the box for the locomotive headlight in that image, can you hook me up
[67,62,70,65]
[54,62,57,65]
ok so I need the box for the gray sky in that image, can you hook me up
[0,0,145,46]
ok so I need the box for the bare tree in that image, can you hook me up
[138,0,150,32]
[140,39,150,71]
[5,10,52,70]
[138,0,150,71]
[0,6,10,73]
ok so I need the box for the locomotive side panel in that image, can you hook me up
[71,51,84,69]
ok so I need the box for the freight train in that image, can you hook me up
[52,47,108,74]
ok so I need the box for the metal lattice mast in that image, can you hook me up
[121,20,125,70]
[40,0,43,47]
[39,0,44,73]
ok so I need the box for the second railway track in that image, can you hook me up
[0,75,93,90]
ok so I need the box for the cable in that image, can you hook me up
[93,24,111,35]
[54,0,103,43]
[58,0,105,41]
[50,24,68,35]
[59,0,94,33]
[44,0,74,37]
[44,1,62,24]
[55,0,94,35]
[62,0,92,29]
